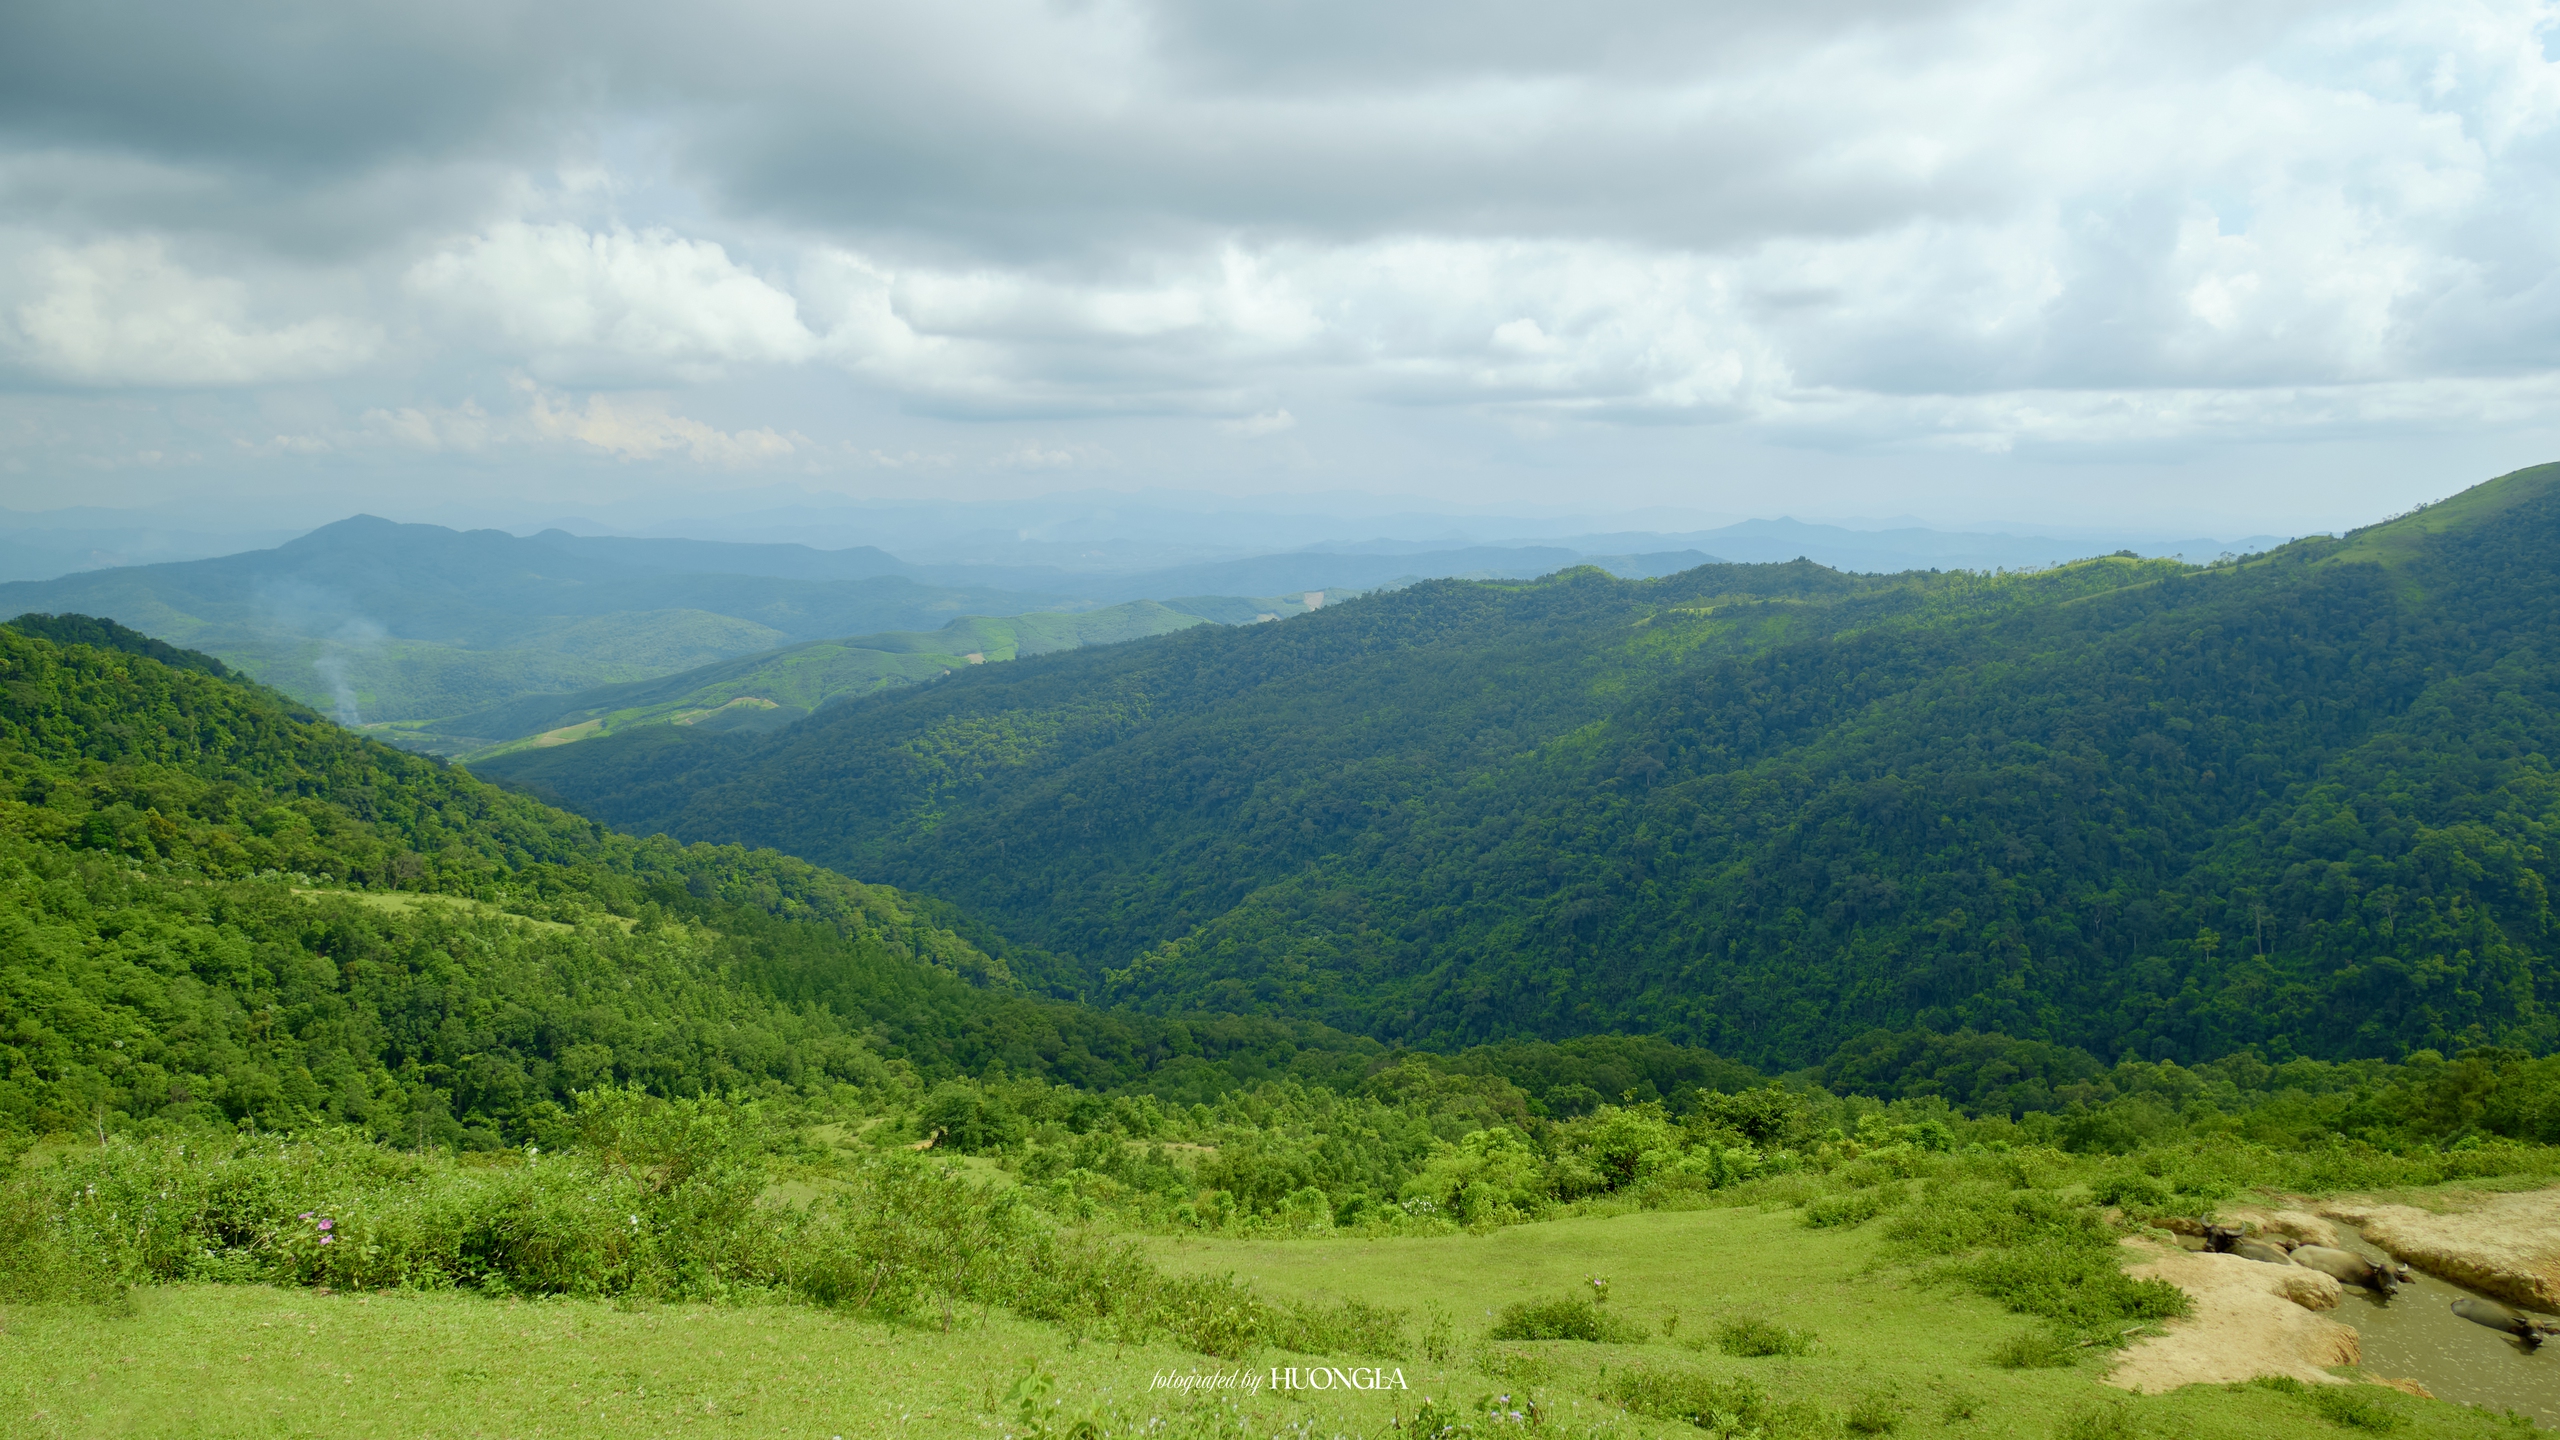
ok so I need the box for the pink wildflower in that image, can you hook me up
[319,1235,333,1245]
[317,1219,333,1231]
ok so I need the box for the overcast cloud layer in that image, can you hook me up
[4,0,2559,534]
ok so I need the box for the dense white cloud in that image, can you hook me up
[2,0,2559,527]
[5,237,379,386]
[408,223,816,382]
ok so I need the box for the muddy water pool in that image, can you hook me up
[2329,1226,2560,1425]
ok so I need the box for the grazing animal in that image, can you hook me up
[2203,1224,2246,1254]
[2290,1245,2403,1296]
[907,1126,947,1152]
[2451,1297,2556,1347]
[2231,1239,2296,1265]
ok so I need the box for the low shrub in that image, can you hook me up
[1844,1389,1902,1435]
[1882,1183,2090,1259]
[1715,1315,1816,1357]
[1802,1185,1900,1229]
[2088,1172,2174,1213]
[1474,1346,1562,1388]
[1487,1295,1645,1343]
[2244,1377,2407,1433]
[1263,1293,1410,1358]
[2310,1386,2408,1433]
[1878,1174,2189,1345]
[1603,1365,1827,1439]
[2054,1401,2141,1440]
[1986,1327,2080,1369]
[1604,1366,1770,1429]
[1953,1242,2189,1338]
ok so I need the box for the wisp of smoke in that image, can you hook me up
[311,652,361,725]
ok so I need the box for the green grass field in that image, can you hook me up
[6,1196,2545,1439]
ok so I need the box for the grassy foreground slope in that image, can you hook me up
[13,1067,2560,1439]
[479,465,2560,1069]
[0,1213,2516,1440]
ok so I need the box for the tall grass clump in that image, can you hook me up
[1986,1327,2080,1369]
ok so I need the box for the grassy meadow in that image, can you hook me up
[3,1201,2547,1440]
[8,1093,2559,1440]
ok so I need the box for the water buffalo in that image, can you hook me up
[2291,1244,2408,1296]
[2230,1239,2297,1265]
[2451,1296,2558,1347]
[2203,1223,2247,1254]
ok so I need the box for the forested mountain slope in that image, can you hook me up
[480,465,2560,1070]
[0,620,1396,1142]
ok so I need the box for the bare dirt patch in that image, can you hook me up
[2105,1238,2358,1393]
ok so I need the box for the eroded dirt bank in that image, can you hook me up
[2318,1189,2560,1311]
[2105,1239,2360,1392]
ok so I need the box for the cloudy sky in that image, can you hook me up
[4,0,2559,537]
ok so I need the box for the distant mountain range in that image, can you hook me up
[0,509,2293,745]
[0,517,1081,724]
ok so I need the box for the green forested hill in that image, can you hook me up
[0,622,1408,1142]
[477,466,2560,1069]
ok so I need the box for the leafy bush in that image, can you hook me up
[2089,1171,2175,1212]
[1487,1295,1645,1343]
[1715,1316,1816,1357]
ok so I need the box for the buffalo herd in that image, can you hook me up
[2198,1222,2558,1347]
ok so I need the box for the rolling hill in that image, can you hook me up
[474,465,2560,1071]
[0,516,1088,724]
[402,597,1316,759]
